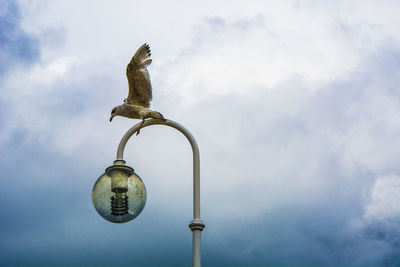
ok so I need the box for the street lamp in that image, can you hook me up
[92,118,205,267]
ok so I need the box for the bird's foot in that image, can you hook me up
[136,119,145,135]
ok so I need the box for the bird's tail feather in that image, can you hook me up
[150,111,165,120]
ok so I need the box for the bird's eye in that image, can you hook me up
[112,109,116,114]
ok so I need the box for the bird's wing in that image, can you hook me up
[126,43,153,107]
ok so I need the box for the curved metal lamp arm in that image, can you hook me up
[115,119,205,267]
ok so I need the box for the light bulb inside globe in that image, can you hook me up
[92,161,146,223]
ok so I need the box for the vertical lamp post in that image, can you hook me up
[92,119,205,267]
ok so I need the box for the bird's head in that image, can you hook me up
[109,105,122,122]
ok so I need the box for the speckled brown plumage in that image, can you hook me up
[110,43,165,131]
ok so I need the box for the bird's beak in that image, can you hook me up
[109,116,114,122]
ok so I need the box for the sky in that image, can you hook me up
[0,0,400,266]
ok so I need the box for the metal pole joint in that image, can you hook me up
[189,219,205,231]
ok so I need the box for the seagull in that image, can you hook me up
[109,43,165,134]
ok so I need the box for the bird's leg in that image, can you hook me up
[136,118,145,135]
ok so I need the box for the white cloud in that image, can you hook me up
[3,0,400,215]
[2,1,400,265]
[364,174,400,221]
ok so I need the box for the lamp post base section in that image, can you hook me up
[189,219,205,267]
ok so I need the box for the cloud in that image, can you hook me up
[1,1,400,266]
[153,14,400,266]
[0,0,40,75]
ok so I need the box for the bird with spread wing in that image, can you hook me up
[110,43,165,134]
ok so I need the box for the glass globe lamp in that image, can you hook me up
[92,160,146,223]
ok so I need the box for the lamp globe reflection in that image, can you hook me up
[92,160,146,223]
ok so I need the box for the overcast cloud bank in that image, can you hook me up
[1,1,400,266]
